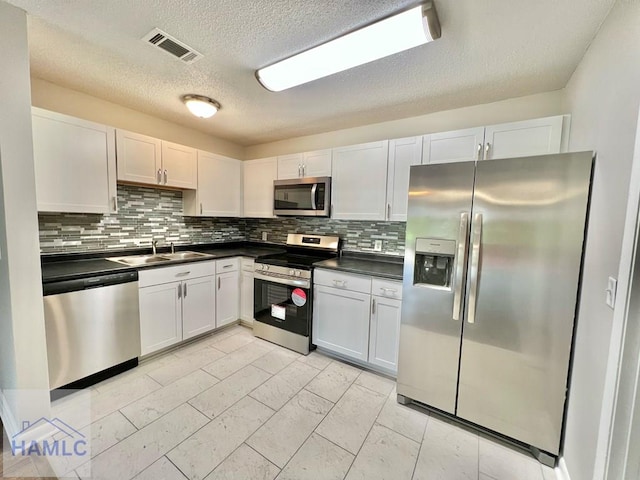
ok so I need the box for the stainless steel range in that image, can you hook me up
[253,234,339,354]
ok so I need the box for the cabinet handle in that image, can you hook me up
[223,264,233,269]
[183,282,187,297]
[163,169,168,184]
[178,283,182,299]
[484,142,491,160]
[218,277,221,289]
[387,203,391,220]
[200,203,203,215]
[176,271,190,277]
[477,143,482,161]
[157,169,162,184]
[112,196,118,211]
[371,298,376,314]
[380,287,398,295]
[303,165,306,177]
[298,164,302,177]
[332,279,347,287]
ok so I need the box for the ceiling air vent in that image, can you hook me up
[142,28,203,64]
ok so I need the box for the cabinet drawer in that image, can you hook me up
[314,269,371,294]
[216,257,240,273]
[241,257,254,271]
[371,278,403,300]
[139,260,216,287]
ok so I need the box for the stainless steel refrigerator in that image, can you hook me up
[397,151,593,462]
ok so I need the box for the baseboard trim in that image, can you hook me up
[556,458,572,480]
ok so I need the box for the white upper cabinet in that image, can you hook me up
[331,141,389,220]
[32,107,117,214]
[161,141,197,188]
[423,127,485,165]
[277,149,332,179]
[386,136,423,222]
[116,130,162,184]
[116,129,196,189]
[423,116,566,164]
[243,157,277,218]
[184,151,241,217]
[483,115,565,160]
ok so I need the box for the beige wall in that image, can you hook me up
[560,1,640,479]
[0,2,51,436]
[244,90,566,158]
[30,78,245,159]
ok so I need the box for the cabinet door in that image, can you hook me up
[182,276,216,340]
[483,116,564,160]
[139,282,182,356]
[369,295,402,373]
[302,149,332,177]
[423,127,484,165]
[313,285,371,361]
[161,141,197,189]
[243,158,277,218]
[277,153,304,179]
[32,108,114,214]
[216,271,240,327]
[116,129,162,185]
[386,136,423,221]
[240,270,254,323]
[197,151,241,216]
[332,141,389,220]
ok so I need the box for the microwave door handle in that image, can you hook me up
[310,183,317,210]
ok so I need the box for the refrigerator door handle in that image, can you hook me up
[467,212,483,324]
[452,212,470,321]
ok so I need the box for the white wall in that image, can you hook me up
[0,2,51,435]
[560,1,640,478]
[244,90,566,158]
[30,78,245,160]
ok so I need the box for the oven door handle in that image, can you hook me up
[310,183,317,210]
[255,272,311,289]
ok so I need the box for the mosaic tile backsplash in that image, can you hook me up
[38,185,245,253]
[38,185,407,255]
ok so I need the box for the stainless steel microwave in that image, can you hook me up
[273,176,331,217]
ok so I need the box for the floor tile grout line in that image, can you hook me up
[161,454,189,480]
[409,412,431,480]
[242,442,281,474]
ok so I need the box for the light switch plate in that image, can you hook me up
[262,232,268,241]
[606,276,617,309]
[373,240,382,252]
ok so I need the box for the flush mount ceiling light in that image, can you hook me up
[256,2,441,92]
[181,95,221,118]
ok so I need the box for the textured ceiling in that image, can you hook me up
[6,0,615,146]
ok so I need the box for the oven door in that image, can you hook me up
[273,177,330,217]
[254,275,312,336]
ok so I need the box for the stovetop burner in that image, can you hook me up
[255,234,340,271]
[258,253,334,270]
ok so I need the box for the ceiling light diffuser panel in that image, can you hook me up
[256,2,441,92]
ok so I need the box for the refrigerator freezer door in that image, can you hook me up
[456,152,593,455]
[397,162,476,413]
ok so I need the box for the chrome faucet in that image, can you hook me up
[170,242,175,254]
[152,240,157,255]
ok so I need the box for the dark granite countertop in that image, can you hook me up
[41,242,285,283]
[314,252,404,280]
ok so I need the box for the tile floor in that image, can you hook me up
[1,324,558,480]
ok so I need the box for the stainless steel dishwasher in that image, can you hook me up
[43,271,141,390]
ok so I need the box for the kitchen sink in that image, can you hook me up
[162,251,212,260]
[106,251,213,266]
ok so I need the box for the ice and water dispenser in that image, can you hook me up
[413,238,456,288]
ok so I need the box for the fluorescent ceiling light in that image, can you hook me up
[182,94,221,118]
[256,2,441,92]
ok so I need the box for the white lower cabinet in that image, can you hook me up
[313,269,402,374]
[313,285,371,361]
[369,295,402,371]
[215,257,240,328]
[240,258,254,323]
[182,276,216,340]
[138,261,216,356]
[139,282,182,356]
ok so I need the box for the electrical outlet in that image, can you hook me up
[373,240,383,252]
[606,276,617,309]
[261,232,268,241]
